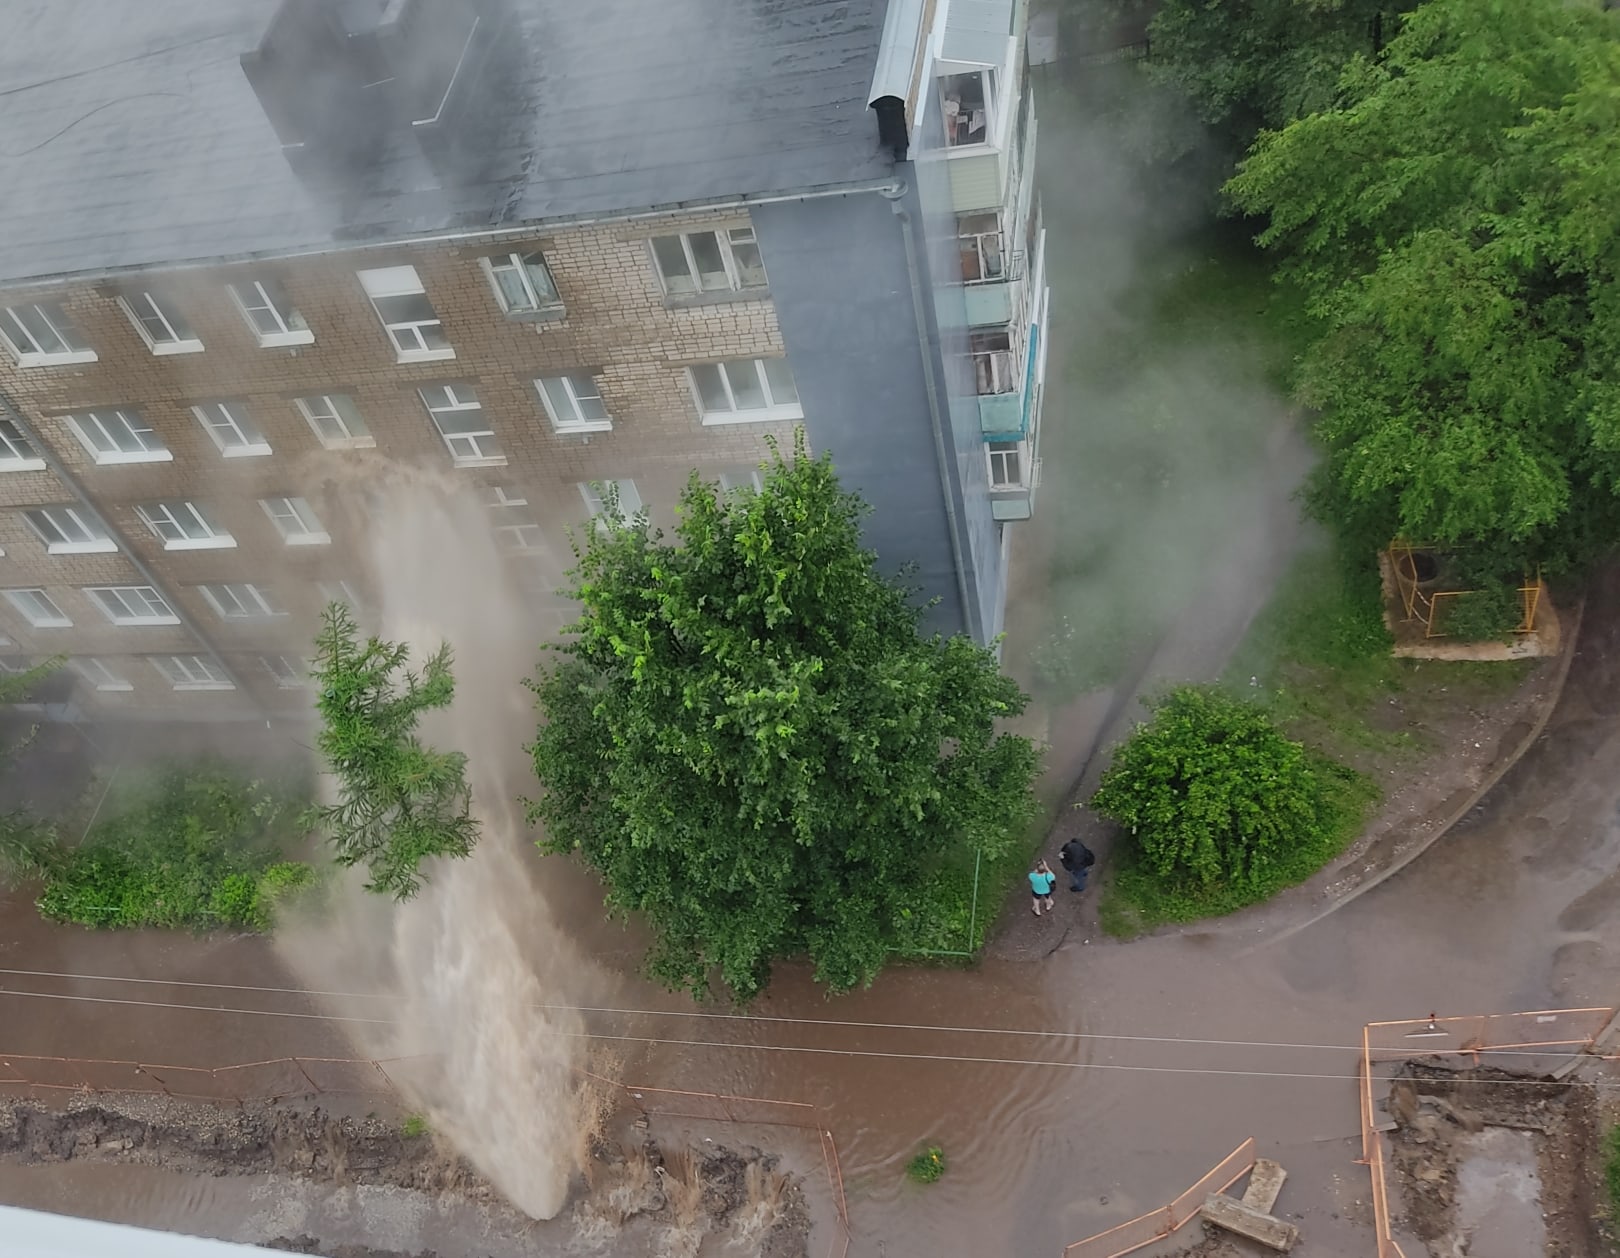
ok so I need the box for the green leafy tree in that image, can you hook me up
[1225,0,1620,571]
[527,438,1038,998]
[311,603,477,899]
[0,656,65,881]
[1092,686,1335,893]
[1146,0,1407,146]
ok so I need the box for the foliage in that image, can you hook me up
[23,765,313,931]
[1226,0,1620,573]
[1092,686,1357,895]
[311,602,478,900]
[905,1145,946,1184]
[401,1113,430,1139]
[1146,0,1409,147]
[1605,1122,1620,1224]
[1441,579,1523,644]
[527,437,1039,999]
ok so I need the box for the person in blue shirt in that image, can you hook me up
[1028,860,1057,916]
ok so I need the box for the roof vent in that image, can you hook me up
[241,0,511,182]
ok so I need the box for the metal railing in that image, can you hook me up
[1062,1138,1256,1258]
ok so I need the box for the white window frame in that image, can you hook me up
[260,654,307,688]
[987,440,1026,488]
[227,279,313,348]
[534,374,612,433]
[939,66,998,149]
[150,654,234,691]
[85,585,179,626]
[116,291,203,355]
[191,401,270,458]
[482,251,563,315]
[578,479,643,523]
[316,580,362,610]
[65,408,171,465]
[72,657,133,692]
[23,505,118,555]
[958,213,1007,284]
[0,302,97,366]
[198,583,283,621]
[260,496,330,546]
[0,419,45,471]
[294,394,374,450]
[3,588,71,628]
[358,266,455,363]
[687,358,802,425]
[718,467,765,494]
[649,227,768,296]
[486,487,546,553]
[971,330,1017,395]
[419,383,503,466]
[136,501,236,551]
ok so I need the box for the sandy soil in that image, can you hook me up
[0,1092,810,1258]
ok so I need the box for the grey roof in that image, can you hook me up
[0,0,894,285]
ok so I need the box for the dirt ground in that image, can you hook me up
[0,1092,810,1258]
[1384,1064,1616,1258]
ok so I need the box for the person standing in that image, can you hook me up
[1059,838,1096,892]
[1029,860,1057,916]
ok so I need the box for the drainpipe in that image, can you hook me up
[0,392,268,722]
[881,182,982,643]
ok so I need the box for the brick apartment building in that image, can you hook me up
[0,0,1047,723]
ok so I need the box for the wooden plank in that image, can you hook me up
[1241,1158,1287,1214]
[1201,1193,1299,1252]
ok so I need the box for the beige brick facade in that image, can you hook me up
[0,211,802,719]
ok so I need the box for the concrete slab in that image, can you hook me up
[1240,1158,1286,1214]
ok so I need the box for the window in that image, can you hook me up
[485,487,544,552]
[260,654,306,688]
[23,506,117,554]
[483,252,563,315]
[72,658,132,692]
[0,419,44,471]
[136,501,235,550]
[718,467,765,493]
[117,290,202,354]
[150,654,233,690]
[535,375,611,433]
[65,408,170,465]
[650,227,768,296]
[970,331,1016,395]
[316,580,362,609]
[295,395,373,449]
[0,302,95,365]
[987,440,1024,488]
[358,266,453,361]
[227,278,312,347]
[578,479,642,522]
[260,496,330,545]
[191,401,270,457]
[419,383,502,465]
[958,213,1006,283]
[688,358,801,423]
[941,69,995,147]
[85,586,178,626]
[198,583,282,620]
[3,588,70,628]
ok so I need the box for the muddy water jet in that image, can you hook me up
[279,475,597,1220]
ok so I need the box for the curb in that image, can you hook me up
[1245,595,1588,954]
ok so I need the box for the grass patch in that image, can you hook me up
[905,1145,946,1184]
[10,763,315,931]
[401,1113,430,1139]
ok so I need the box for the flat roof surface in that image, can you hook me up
[0,0,892,284]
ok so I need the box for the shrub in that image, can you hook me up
[905,1145,946,1184]
[1606,1122,1620,1224]
[1442,579,1523,643]
[401,1113,430,1139]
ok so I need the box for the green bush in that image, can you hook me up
[30,764,313,931]
[1606,1122,1620,1225]
[1092,686,1374,926]
[1442,579,1523,643]
[905,1144,946,1184]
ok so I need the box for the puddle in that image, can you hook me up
[1452,1127,1544,1258]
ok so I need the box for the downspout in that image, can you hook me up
[0,392,269,723]
[881,183,982,642]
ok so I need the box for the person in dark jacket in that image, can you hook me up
[1059,838,1095,892]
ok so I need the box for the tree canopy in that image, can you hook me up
[311,603,478,899]
[526,439,1038,999]
[1225,0,1620,571]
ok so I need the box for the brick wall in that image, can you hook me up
[0,210,803,719]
